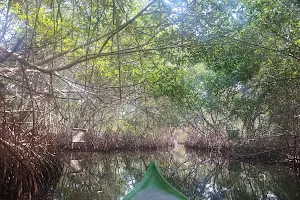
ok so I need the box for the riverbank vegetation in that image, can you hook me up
[0,0,300,198]
[0,136,61,199]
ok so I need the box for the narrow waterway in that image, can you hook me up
[51,146,300,200]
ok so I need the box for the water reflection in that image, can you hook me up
[53,147,300,200]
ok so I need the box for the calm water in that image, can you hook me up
[52,146,300,200]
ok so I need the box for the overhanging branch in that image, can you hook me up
[35,0,158,67]
[0,0,159,74]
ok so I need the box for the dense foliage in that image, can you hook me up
[0,0,299,147]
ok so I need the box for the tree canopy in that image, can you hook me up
[0,0,299,138]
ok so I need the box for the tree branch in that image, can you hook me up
[35,0,158,66]
[0,42,200,74]
[0,0,159,74]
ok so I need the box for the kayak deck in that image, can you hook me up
[123,161,188,200]
[132,188,180,200]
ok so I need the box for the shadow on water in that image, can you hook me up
[52,147,300,200]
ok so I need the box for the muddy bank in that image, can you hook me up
[48,131,176,152]
[184,133,300,168]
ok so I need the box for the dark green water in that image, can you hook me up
[52,146,300,200]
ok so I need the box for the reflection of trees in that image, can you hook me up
[54,152,149,200]
[174,156,300,200]
[53,150,300,200]
[219,163,300,200]
[161,153,227,200]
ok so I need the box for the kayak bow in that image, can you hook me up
[123,161,189,200]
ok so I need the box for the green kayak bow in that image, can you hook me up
[123,161,189,200]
